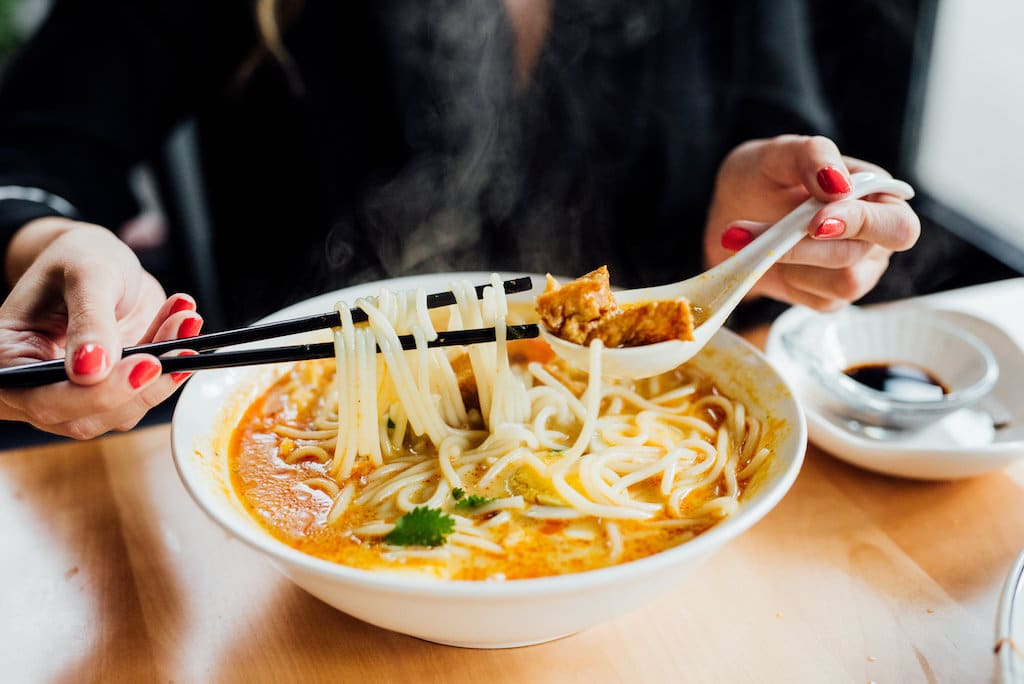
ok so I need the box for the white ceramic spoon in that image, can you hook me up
[540,171,916,378]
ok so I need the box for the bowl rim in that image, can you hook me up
[171,272,807,597]
[789,306,1000,411]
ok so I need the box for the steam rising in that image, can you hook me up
[327,1,683,284]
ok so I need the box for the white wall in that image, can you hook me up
[915,0,1024,247]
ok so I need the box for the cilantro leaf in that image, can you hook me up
[451,486,492,510]
[384,507,455,547]
[454,493,494,510]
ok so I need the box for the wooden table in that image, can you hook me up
[2,326,1023,683]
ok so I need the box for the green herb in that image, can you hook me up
[384,507,455,547]
[455,495,492,510]
[452,487,494,510]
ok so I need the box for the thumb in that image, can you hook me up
[62,264,125,385]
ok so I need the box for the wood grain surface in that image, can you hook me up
[2,325,1022,683]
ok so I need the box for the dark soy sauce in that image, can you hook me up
[843,362,949,401]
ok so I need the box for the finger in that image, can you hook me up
[777,235,875,268]
[749,268,844,311]
[759,134,853,201]
[167,349,198,384]
[3,354,165,428]
[110,350,198,432]
[132,350,198,417]
[138,293,196,344]
[720,221,769,251]
[38,415,113,441]
[134,306,204,352]
[154,311,204,345]
[52,349,195,436]
[773,283,845,313]
[61,260,127,385]
[807,198,921,252]
[720,220,877,269]
[780,248,892,304]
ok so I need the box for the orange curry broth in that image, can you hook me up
[228,342,763,580]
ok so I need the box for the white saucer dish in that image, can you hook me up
[779,306,998,433]
[766,303,1024,480]
[172,272,806,648]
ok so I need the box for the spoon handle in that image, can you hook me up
[706,172,915,310]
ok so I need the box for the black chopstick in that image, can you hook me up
[128,275,533,356]
[0,324,540,388]
[0,276,534,388]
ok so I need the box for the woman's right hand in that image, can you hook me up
[0,217,203,439]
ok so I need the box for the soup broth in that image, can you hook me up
[229,350,771,580]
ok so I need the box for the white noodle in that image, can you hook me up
[252,275,773,576]
[326,482,356,525]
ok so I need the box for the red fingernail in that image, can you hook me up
[817,166,851,195]
[814,218,846,238]
[721,226,755,251]
[129,360,161,389]
[171,350,198,383]
[177,315,203,339]
[72,343,108,376]
[169,297,195,315]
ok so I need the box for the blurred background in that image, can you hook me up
[1,0,1020,323]
[0,0,45,63]
[0,0,1020,444]
[909,0,1024,269]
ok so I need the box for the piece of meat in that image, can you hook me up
[535,266,617,345]
[535,265,695,348]
[589,300,694,347]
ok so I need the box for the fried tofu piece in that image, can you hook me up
[535,265,695,348]
[535,266,617,345]
[590,300,694,347]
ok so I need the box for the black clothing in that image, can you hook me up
[0,0,898,325]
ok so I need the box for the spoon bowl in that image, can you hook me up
[540,172,915,377]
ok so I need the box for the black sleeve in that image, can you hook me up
[0,0,257,258]
[714,0,837,147]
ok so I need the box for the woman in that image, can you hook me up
[0,0,919,438]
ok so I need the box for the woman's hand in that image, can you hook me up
[703,135,921,311]
[0,218,203,439]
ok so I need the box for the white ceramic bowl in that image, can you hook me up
[171,273,806,648]
[780,306,998,434]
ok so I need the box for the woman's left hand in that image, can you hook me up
[703,134,921,311]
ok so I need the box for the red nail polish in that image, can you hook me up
[817,166,851,195]
[177,316,203,339]
[129,360,161,389]
[171,350,198,383]
[721,226,754,251]
[814,218,846,238]
[71,343,108,376]
[169,297,195,315]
